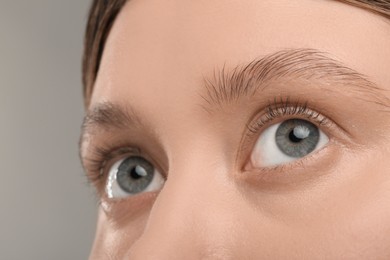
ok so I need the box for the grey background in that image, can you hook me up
[0,1,97,259]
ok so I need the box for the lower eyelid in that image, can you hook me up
[239,140,339,190]
[100,192,159,224]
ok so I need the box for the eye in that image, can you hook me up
[105,156,165,199]
[250,119,329,168]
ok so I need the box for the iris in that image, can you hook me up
[275,119,320,158]
[116,156,155,194]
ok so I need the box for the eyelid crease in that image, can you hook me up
[245,98,330,137]
[253,98,329,129]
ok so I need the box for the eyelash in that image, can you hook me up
[245,97,331,138]
[84,145,141,185]
[83,97,333,185]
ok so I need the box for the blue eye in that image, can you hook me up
[250,119,329,168]
[106,156,164,199]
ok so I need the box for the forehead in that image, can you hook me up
[91,0,390,114]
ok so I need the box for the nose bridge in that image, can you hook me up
[126,151,238,259]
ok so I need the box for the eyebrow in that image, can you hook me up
[82,102,142,131]
[80,48,390,150]
[201,48,389,111]
[79,102,144,151]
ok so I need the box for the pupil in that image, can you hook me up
[289,130,303,143]
[130,166,144,179]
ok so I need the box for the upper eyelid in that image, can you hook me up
[244,100,331,138]
[82,140,170,189]
[247,100,329,131]
[81,145,142,185]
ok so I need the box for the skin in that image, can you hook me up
[81,0,390,259]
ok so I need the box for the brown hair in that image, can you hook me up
[82,0,127,107]
[82,0,390,107]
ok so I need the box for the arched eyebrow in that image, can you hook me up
[80,48,390,156]
[82,101,143,132]
[201,48,389,111]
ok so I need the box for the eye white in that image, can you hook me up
[105,157,165,199]
[250,120,329,168]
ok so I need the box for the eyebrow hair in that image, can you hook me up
[80,48,390,152]
[201,48,389,111]
[79,101,144,151]
[82,101,143,131]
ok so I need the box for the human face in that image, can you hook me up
[80,0,390,258]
